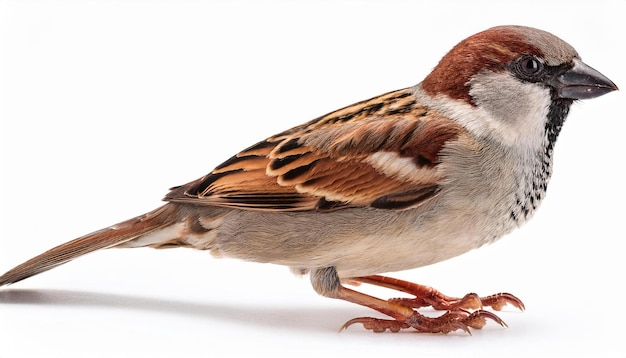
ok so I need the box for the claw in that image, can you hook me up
[463,309,507,329]
[479,309,508,327]
[341,317,409,333]
[481,292,525,311]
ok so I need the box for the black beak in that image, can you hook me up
[554,59,618,100]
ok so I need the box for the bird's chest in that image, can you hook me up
[507,152,552,227]
[440,146,554,247]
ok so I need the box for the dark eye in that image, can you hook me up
[518,55,543,76]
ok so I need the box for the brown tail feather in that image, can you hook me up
[0,204,181,286]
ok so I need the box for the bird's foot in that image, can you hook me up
[354,275,525,312]
[336,274,524,334]
[390,292,524,312]
[342,309,507,334]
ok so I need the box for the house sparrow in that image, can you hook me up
[0,25,617,334]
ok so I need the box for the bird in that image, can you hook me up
[0,25,617,334]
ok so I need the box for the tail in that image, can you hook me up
[0,204,182,286]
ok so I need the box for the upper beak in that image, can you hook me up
[554,59,618,100]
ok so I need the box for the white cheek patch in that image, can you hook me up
[414,76,551,153]
[365,152,439,183]
[468,73,551,149]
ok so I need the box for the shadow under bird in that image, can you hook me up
[0,25,618,334]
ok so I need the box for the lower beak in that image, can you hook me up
[554,59,618,100]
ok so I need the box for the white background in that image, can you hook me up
[1,1,624,357]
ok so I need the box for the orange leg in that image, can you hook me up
[353,275,525,311]
[311,267,522,334]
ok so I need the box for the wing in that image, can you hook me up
[165,88,463,212]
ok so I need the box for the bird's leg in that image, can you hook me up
[311,267,508,334]
[352,275,525,312]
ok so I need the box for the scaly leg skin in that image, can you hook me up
[353,275,525,312]
[341,309,506,334]
[311,267,518,335]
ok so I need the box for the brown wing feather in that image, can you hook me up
[165,88,463,211]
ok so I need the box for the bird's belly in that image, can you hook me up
[211,200,518,278]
